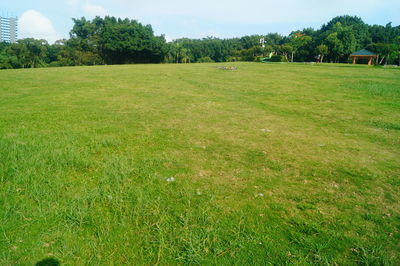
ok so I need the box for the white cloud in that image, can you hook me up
[65,0,108,17]
[164,35,173,42]
[83,3,108,17]
[66,0,80,8]
[19,10,62,43]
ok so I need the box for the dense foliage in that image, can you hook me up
[0,15,399,69]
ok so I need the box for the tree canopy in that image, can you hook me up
[0,15,399,69]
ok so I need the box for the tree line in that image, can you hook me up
[0,15,399,69]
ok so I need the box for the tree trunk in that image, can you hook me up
[284,54,288,61]
[321,55,324,63]
[379,56,385,65]
[291,51,294,62]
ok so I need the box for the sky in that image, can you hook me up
[1,0,399,43]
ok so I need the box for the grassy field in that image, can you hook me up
[0,62,399,265]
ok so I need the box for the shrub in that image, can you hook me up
[270,55,288,62]
[48,61,62,67]
[197,56,215,63]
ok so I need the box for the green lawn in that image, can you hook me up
[0,62,399,265]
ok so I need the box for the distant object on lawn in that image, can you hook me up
[217,66,237,70]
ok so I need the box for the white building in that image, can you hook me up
[0,16,18,43]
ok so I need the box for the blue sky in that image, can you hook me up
[1,0,399,43]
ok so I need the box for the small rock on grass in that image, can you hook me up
[166,177,175,182]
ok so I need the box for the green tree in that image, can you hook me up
[69,16,167,64]
[368,43,397,65]
[325,32,343,62]
[320,15,370,48]
[279,44,294,61]
[316,44,328,62]
[289,32,312,62]
[7,42,30,68]
[323,22,357,62]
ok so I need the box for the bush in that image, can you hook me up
[270,55,288,62]
[48,61,63,67]
[197,56,215,63]
[240,55,255,62]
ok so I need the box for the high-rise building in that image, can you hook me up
[0,16,18,43]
